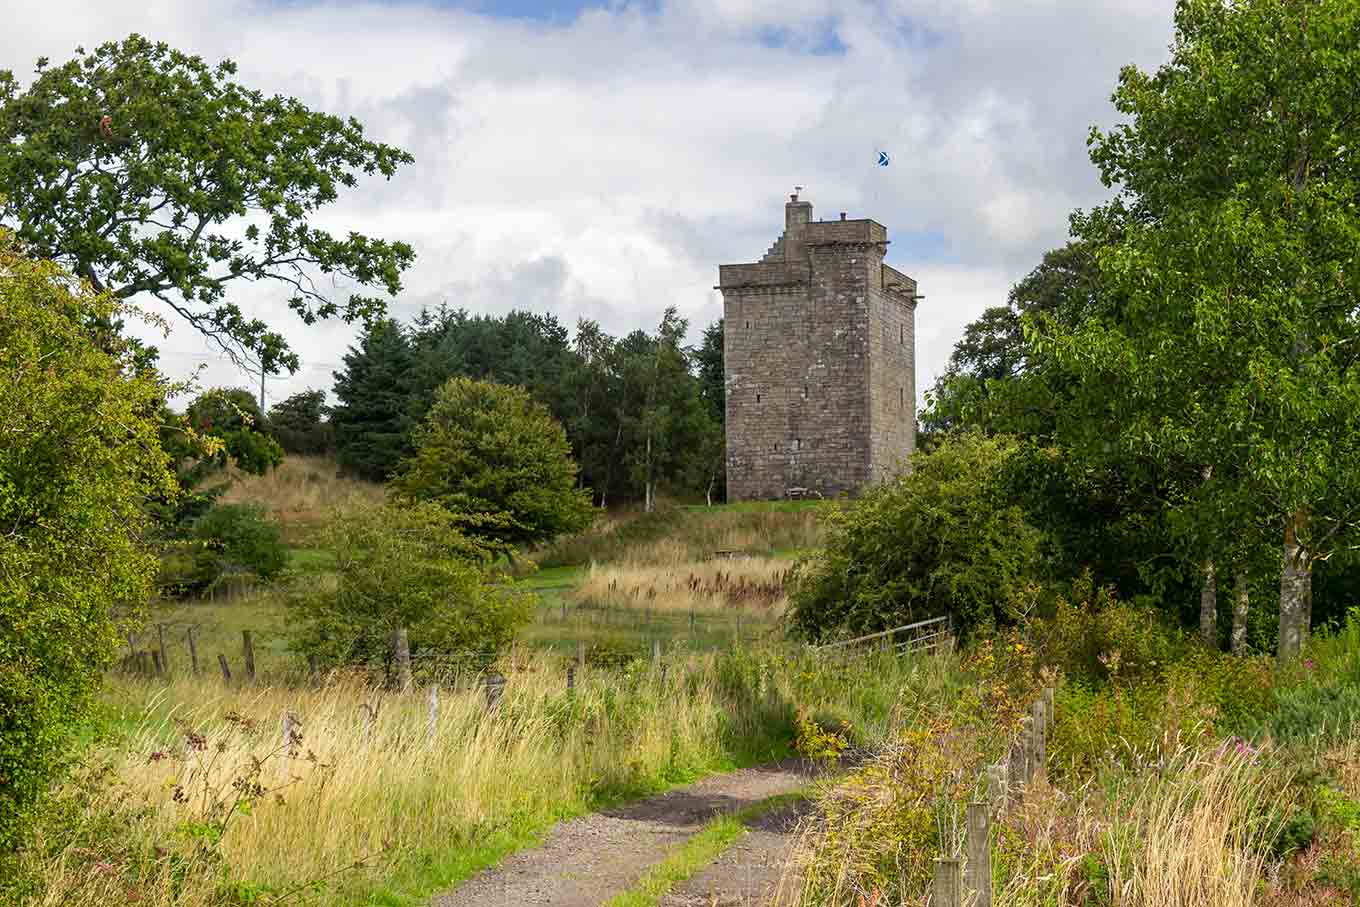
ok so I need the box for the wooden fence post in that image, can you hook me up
[187,627,200,675]
[242,630,256,683]
[965,802,992,907]
[932,857,962,907]
[218,654,232,683]
[149,649,163,677]
[652,639,661,667]
[427,685,439,745]
[561,600,568,623]
[1031,699,1047,780]
[393,627,412,691]
[567,664,576,694]
[1043,686,1056,728]
[985,763,1008,816]
[484,674,505,713]
[157,624,170,675]
[577,639,586,672]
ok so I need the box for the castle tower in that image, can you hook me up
[718,193,919,501]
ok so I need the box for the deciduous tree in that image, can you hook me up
[390,377,594,551]
[0,35,415,371]
[0,231,176,855]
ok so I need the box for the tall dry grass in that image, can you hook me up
[778,734,1295,907]
[571,555,792,614]
[532,505,826,569]
[218,455,385,537]
[20,648,822,906]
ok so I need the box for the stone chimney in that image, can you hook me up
[784,192,813,261]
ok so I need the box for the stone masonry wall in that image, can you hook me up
[720,196,917,501]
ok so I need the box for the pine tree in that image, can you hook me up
[331,319,415,482]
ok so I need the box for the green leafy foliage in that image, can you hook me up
[287,503,532,673]
[185,387,283,476]
[268,389,332,456]
[192,503,288,584]
[0,231,176,857]
[0,34,415,371]
[788,432,1047,641]
[391,377,594,552]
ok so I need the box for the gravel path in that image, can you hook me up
[430,760,813,907]
[657,798,812,907]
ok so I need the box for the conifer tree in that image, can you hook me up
[331,318,415,482]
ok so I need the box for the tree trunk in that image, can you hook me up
[1197,464,1217,648]
[644,432,654,513]
[1199,557,1218,648]
[1231,569,1249,656]
[1278,510,1311,662]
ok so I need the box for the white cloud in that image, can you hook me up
[0,0,1178,410]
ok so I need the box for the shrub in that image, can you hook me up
[156,503,288,596]
[288,503,533,673]
[390,377,594,552]
[185,387,284,476]
[194,503,288,579]
[1247,682,1360,748]
[1026,572,1189,685]
[788,432,1047,642]
[0,232,176,858]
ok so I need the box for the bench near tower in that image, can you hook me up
[717,192,921,501]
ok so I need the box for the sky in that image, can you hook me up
[1,0,1179,410]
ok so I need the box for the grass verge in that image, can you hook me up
[604,791,811,907]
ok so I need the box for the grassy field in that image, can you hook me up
[10,461,870,906]
[21,646,959,906]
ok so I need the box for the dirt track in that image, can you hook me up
[658,798,812,907]
[429,760,813,907]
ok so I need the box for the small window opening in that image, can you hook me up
[756,393,762,404]
[794,438,802,451]
[900,324,905,345]
[745,320,751,329]
[899,388,904,409]
[801,384,808,400]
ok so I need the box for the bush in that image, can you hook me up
[0,232,176,858]
[156,503,288,596]
[1026,572,1190,685]
[390,377,594,553]
[1247,682,1360,748]
[185,387,284,476]
[788,432,1047,642]
[268,389,333,456]
[288,503,533,673]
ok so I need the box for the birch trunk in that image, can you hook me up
[1198,465,1217,647]
[1200,557,1218,648]
[1278,511,1310,662]
[1231,570,1249,656]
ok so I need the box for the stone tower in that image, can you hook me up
[718,193,920,501]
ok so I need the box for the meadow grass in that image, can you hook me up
[20,646,949,907]
[530,504,827,569]
[571,556,792,615]
[216,455,386,547]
